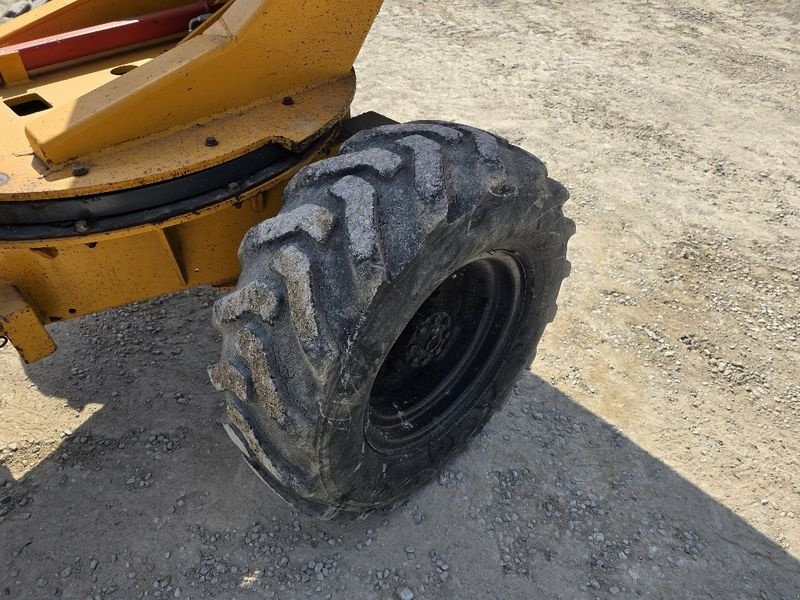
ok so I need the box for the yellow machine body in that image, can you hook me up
[0,0,385,362]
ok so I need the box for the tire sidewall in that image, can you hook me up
[316,191,566,510]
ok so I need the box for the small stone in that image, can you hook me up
[395,587,414,600]
[36,578,47,588]
[61,567,72,578]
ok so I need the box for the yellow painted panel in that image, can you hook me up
[23,0,383,165]
[162,186,285,287]
[0,231,187,320]
[0,64,354,199]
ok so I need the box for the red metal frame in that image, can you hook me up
[0,1,211,73]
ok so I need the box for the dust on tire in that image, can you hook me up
[210,121,574,517]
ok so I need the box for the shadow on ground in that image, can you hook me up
[1,290,798,599]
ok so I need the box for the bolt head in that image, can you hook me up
[205,136,219,147]
[72,164,89,177]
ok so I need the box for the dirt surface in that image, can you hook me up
[2,1,799,598]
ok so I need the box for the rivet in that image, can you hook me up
[0,173,9,186]
[72,163,89,177]
[205,136,219,147]
[282,96,295,106]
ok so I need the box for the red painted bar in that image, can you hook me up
[0,1,211,72]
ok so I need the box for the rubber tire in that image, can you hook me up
[209,121,574,518]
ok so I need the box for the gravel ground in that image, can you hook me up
[2,1,800,599]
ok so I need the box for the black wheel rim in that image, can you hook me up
[365,251,527,455]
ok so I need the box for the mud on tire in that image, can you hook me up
[209,121,574,517]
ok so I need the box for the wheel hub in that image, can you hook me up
[365,252,527,454]
[405,311,453,369]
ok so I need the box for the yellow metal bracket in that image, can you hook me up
[20,0,384,166]
[0,282,56,364]
[0,50,28,85]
